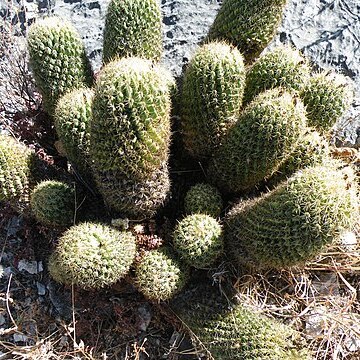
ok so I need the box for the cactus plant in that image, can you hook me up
[208,88,307,193]
[90,57,173,216]
[172,283,311,360]
[27,17,93,114]
[181,41,246,159]
[173,214,223,268]
[207,0,288,63]
[30,180,75,227]
[244,45,310,104]
[48,222,136,289]
[299,71,353,132]
[225,161,359,269]
[54,87,93,177]
[265,129,330,187]
[135,247,189,301]
[184,183,223,217]
[102,0,163,64]
[95,163,170,218]
[0,134,33,210]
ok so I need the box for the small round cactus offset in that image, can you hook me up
[208,88,307,193]
[135,248,189,301]
[48,222,136,289]
[54,87,93,177]
[184,183,223,217]
[299,71,353,132]
[244,45,310,104]
[27,17,93,114]
[208,0,288,62]
[173,214,223,269]
[225,161,359,269]
[30,180,75,227]
[181,41,246,159]
[102,0,163,63]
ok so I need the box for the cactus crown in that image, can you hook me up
[54,87,94,176]
[48,222,136,289]
[27,17,93,114]
[90,57,172,179]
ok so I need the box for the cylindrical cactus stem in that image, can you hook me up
[54,87,94,178]
[27,17,93,114]
[207,0,288,63]
[208,88,307,193]
[225,161,359,269]
[90,57,173,217]
[181,41,246,159]
[103,0,163,64]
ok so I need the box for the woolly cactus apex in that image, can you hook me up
[208,88,307,193]
[266,129,330,187]
[0,134,33,210]
[225,161,359,269]
[30,180,75,227]
[208,0,288,63]
[48,222,136,289]
[173,214,223,269]
[103,0,162,63]
[181,41,246,159]
[27,17,93,114]
[135,247,189,301]
[90,57,172,180]
[54,87,93,176]
[171,283,311,360]
[184,183,223,217]
[94,162,170,218]
[299,71,354,132]
[244,45,311,104]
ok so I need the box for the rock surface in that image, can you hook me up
[1,0,359,145]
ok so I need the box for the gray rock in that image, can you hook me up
[17,260,43,275]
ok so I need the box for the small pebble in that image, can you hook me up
[37,282,46,296]
[13,333,28,343]
[18,260,43,274]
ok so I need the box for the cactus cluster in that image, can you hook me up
[1,2,357,356]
